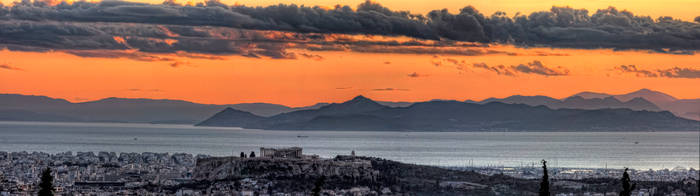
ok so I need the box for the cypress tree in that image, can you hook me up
[539,160,550,196]
[312,176,325,196]
[619,168,636,196]
[250,151,256,158]
[38,167,54,196]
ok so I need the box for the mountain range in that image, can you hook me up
[0,94,414,124]
[197,95,698,131]
[569,89,700,121]
[1,88,698,124]
[0,94,327,124]
[474,95,661,111]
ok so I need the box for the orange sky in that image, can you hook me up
[2,45,698,106]
[1,0,698,106]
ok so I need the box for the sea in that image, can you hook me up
[0,121,698,170]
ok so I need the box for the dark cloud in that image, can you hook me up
[372,88,409,91]
[0,0,697,57]
[0,64,23,71]
[5,1,700,51]
[614,65,700,78]
[472,61,568,76]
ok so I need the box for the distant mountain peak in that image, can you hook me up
[341,95,381,106]
[617,88,677,103]
[307,95,386,114]
[350,95,372,101]
[221,107,245,113]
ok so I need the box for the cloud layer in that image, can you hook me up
[0,0,698,57]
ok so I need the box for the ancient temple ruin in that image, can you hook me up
[259,147,303,159]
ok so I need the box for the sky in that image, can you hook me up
[0,0,698,106]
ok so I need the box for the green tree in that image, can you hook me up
[38,167,54,196]
[539,160,550,196]
[312,176,325,196]
[619,168,636,196]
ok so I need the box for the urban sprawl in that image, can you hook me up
[0,149,697,195]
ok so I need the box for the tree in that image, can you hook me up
[311,176,325,196]
[240,152,246,158]
[249,151,256,158]
[38,167,54,196]
[539,160,550,196]
[619,168,636,196]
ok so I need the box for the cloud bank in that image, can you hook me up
[0,0,698,59]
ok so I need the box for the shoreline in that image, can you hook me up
[3,120,700,133]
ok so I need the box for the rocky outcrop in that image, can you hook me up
[191,155,541,195]
[194,156,377,182]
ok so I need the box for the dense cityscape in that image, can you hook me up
[0,149,697,195]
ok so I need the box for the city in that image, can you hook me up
[0,148,697,195]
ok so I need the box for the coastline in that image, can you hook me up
[1,151,697,195]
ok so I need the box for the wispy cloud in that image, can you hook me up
[65,50,174,62]
[169,61,190,68]
[372,88,410,91]
[472,61,569,76]
[614,65,658,77]
[407,72,427,78]
[511,60,569,76]
[0,64,23,71]
[126,88,162,92]
[296,53,324,61]
[472,62,515,76]
[614,65,700,78]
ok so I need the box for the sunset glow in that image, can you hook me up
[0,0,698,106]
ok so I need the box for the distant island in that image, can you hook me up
[2,89,699,126]
[197,95,699,131]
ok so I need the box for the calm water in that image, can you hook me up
[0,121,698,170]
